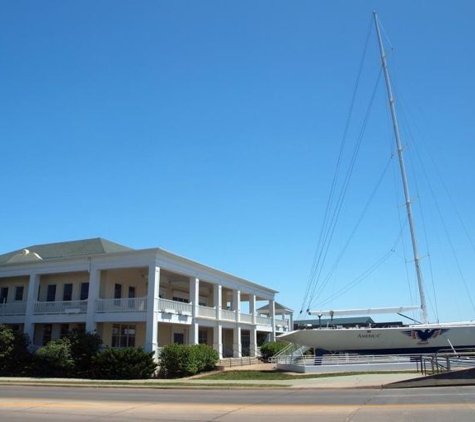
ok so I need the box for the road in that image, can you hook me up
[1,385,475,421]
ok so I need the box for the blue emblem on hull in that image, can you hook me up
[401,329,449,345]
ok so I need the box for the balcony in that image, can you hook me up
[33,300,87,315]
[256,316,272,327]
[96,297,147,313]
[198,305,216,318]
[0,302,27,316]
[158,298,192,315]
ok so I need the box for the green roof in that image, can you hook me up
[0,238,133,265]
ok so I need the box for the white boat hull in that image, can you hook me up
[278,322,475,354]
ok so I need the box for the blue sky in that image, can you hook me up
[1,1,474,323]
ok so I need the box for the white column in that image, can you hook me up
[24,273,40,342]
[145,265,160,354]
[269,299,276,342]
[189,277,199,344]
[233,325,242,357]
[250,294,256,325]
[86,268,100,333]
[233,289,241,322]
[214,284,222,321]
[250,327,258,357]
[213,323,223,359]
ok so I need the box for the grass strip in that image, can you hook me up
[198,370,419,381]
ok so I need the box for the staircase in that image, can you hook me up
[269,342,311,364]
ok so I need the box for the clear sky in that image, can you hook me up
[1,1,474,324]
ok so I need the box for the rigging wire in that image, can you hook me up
[397,83,475,319]
[305,68,383,312]
[314,227,406,309]
[299,16,375,315]
[308,154,392,308]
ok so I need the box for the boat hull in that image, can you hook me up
[278,323,475,355]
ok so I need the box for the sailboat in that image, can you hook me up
[278,12,475,355]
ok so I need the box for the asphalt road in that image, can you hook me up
[1,385,475,421]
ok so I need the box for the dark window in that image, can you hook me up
[128,286,136,308]
[43,324,52,345]
[172,296,189,303]
[15,286,24,301]
[114,284,122,299]
[63,283,73,301]
[199,330,208,344]
[80,282,89,300]
[46,285,56,302]
[114,283,122,305]
[0,287,8,303]
[173,333,184,344]
[60,324,69,338]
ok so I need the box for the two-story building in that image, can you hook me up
[0,238,292,358]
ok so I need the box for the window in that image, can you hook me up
[173,333,184,344]
[15,286,24,301]
[46,285,56,302]
[80,282,89,300]
[114,283,122,305]
[0,287,8,303]
[111,324,136,348]
[172,296,189,303]
[199,330,208,344]
[128,286,136,308]
[60,324,69,338]
[43,324,52,345]
[63,283,73,301]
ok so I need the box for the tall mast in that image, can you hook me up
[373,11,428,324]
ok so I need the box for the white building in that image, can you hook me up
[0,238,292,358]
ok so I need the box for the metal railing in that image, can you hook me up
[420,350,475,375]
[270,343,310,364]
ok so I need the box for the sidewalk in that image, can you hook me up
[0,365,425,390]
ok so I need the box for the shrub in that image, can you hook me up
[260,341,288,361]
[90,347,157,379]
[0,324,32,376]
[159,343,219,378]
[66,331,103,377]
[34,338,75,377]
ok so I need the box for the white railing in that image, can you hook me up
[0,302,27,316]
[256,316,272,326]
[158,298,192,315]
[34,300,88,315]
[221,309,236,321]
[96,297,147,313]
[198,305,216,318]
[240,313,253,323]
